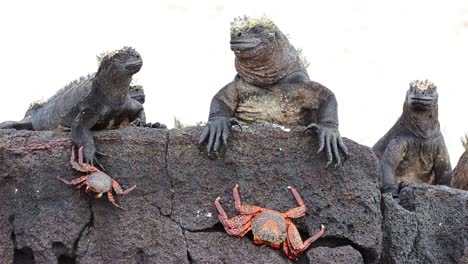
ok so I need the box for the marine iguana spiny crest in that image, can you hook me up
[0,47,147,165]
[452,135,468,190]
[373,80,452,196]
[199,16,348,166]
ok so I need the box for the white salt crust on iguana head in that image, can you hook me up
[230,15,276,35]
[409,79,437,91]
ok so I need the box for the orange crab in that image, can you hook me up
[215,185,325,261]
[57,146,136,210]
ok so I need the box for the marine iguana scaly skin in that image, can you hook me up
[0,47,145,165]
[373,80,452,196]
[128,84,147,125]
[199,16,348,166]
[452,136,468,190]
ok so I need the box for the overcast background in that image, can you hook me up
[0,0,467,165]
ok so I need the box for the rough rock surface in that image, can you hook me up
[381,184,468,264]
[0,126,466,264]
[306,245,364,263]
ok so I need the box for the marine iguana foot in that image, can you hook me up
[305,123,349,167]
[130,118,144,127]
[229,118,242,131]
[198,117,242,155]
[149,122,167,129]
[77,145,106,171]
[137,122,167,129]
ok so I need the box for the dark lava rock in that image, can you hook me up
[306,246,364,263]
[381,184,468,264]
[168,125,382,263]
[0,125,465,264]
[186,231,291,264]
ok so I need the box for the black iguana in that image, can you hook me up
[0,47,148,165]
[199,16,348,166]
[373,80,452,196]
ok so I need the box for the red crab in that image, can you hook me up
[215,184,325,261]
[57,146,136,210]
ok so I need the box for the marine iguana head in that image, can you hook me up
[406,80,438,112]
[402,79,440,138]
[230,16,277,59]
[97,47,143,77]
[94,47,143,99]
[230,16,308,86]
[129,84,145,104]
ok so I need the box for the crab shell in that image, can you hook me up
[252,210,287,248]
[86,171,113,193]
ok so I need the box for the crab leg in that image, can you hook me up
[285,219,325,258]
[70,146,86,172]
[70,146,98,172]
[75,181,87,190]
[233,184,264,215]
[107,191,125,210]
[215,197,254,237]
[283,238,298,261]
[282,186,306,219]
[112,180,137,195]
[57,175,88,186]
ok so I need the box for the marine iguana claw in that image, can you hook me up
[229,117,242,131]
[199,117,240,156]
[305,123,349,167]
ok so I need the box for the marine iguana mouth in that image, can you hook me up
[230,39,262,51]
[408,96,436,109]
[125,61,143,73]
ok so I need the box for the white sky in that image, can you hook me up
[0,0,467,165]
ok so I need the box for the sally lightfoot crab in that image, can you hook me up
[57,146,136,210]
[215,185,325,261]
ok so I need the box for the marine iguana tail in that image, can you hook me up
[199,16,348,166]
[0,47,146,165]
[452,135,468,190]
[373,80,452,196]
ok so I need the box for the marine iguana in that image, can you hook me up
[0,47,146,165]
[373,80,452,196]
[452,135,468,190]
[128,84,147,125]
[128,84,166,128]
[198,16,348,166]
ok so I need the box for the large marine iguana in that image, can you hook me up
[373,80,452,196]
[0,47,146,165]
[452,135,468,190]
[198,16,348,166]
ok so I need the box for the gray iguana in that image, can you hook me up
[373,80,452,196]
[0,47,148,165]
[198,16,348,166]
